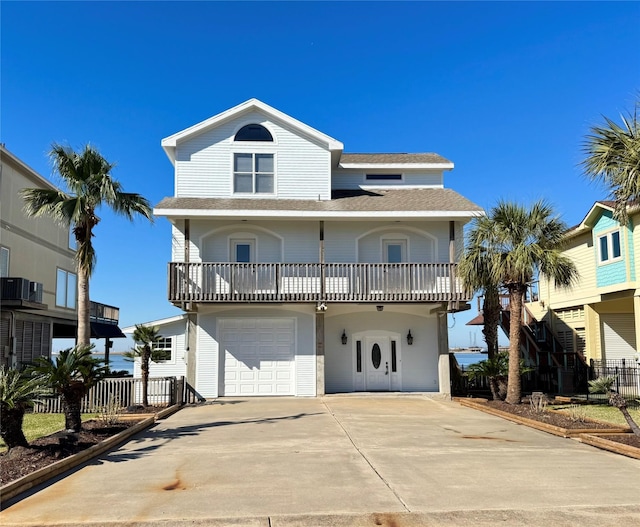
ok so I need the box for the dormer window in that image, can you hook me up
[235,124,273,142]
[598,229,622,264]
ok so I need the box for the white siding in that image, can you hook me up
[324,308,440,393]
[174,219,455,265]
[332,170,444,190]
[196,314,219,398]
[133,319,188,379]
[175,111,331,200]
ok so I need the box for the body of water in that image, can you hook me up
[97,354,134,374]
[451,352,487,369]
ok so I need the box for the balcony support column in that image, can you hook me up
[316,311,325,396]
[437,310,451,397]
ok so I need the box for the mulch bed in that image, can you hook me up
[484,400,640,448]
[0,419,141,486]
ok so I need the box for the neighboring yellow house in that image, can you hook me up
[527,201,639,365]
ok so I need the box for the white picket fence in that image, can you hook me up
[32,377,179,413]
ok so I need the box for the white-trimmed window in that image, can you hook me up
[56,269,77,309]
[231,239,255,263]
[383,240,407,263]
[233,153,274,194]
[598,230,622,264]
[0,246,9,277]
[152,337,172,362]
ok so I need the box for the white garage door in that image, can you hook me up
[601,314,637,362]
[220,318,295,396]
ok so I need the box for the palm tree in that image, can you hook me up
[124,325,161,407]
[21,144,153,346]
[471,200,578,404]
[459,238,501,359]
[28,345,108,432]
[0,367,48,449]
[466,351,533,402]
[581,98,640,223]
[588,376,640,437]
[466,352,509,401]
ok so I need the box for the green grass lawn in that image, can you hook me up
[553,404,640,427]
[0,413,98,452]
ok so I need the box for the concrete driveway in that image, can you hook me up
[2,396,640,526]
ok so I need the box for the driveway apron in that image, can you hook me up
[1,396,639,525]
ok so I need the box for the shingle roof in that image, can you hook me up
[155,189,483,214]
[340,153,452,165]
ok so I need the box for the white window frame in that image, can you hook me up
[56,268,77,309]
[381,236,408,263]
[230,238,256,263]
[232,152,275,195]
[597,229,622,265]
[152,336,173,363]
[0,246,9,277]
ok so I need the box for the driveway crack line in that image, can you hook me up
[321,400,411,512]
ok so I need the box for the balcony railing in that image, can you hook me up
[168,262,470,303]
[90,301,120,325]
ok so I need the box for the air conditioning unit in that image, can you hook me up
[1,277,31,301]
[29,281,44,303]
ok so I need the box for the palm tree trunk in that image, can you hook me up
[505,286,525,404]
[62,383,85,432]
[0,406,29,449]
[77,266,91,347]
[483,287,500,359]
[142,349,150,408]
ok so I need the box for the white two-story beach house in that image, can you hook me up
[141,99,483,398]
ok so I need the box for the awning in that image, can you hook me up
[90,322,126,339]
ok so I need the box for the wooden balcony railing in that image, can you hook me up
[89,301,120,325]
[168,262,470,303]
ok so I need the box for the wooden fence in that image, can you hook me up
[32,376,202,413]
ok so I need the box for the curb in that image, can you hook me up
[579,433,640,460]
[1,404,182,505]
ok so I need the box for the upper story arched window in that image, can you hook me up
[234,124,273,142]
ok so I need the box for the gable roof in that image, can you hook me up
[339,153,453,170]
[161,99,344,164]
[565,200,639,238]
[154,188,484,220]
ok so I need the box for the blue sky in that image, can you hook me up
[2,1,639,351]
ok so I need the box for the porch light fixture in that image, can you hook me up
[376,305,384,312]
[341,330,348,345]
[407,330,413,345]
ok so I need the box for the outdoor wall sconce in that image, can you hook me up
[407,330,413,345]
[341,330,348,345]
[376,305,384,312]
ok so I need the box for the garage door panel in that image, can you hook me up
[221,318,295,396]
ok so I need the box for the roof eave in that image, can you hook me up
[154,208,484,220]
[339,162,454,171]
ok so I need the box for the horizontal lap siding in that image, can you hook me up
[541,233,596,306]
[175,111,330,200]
[332,170,444,190]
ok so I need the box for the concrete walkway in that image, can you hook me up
[1,396,639,526]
